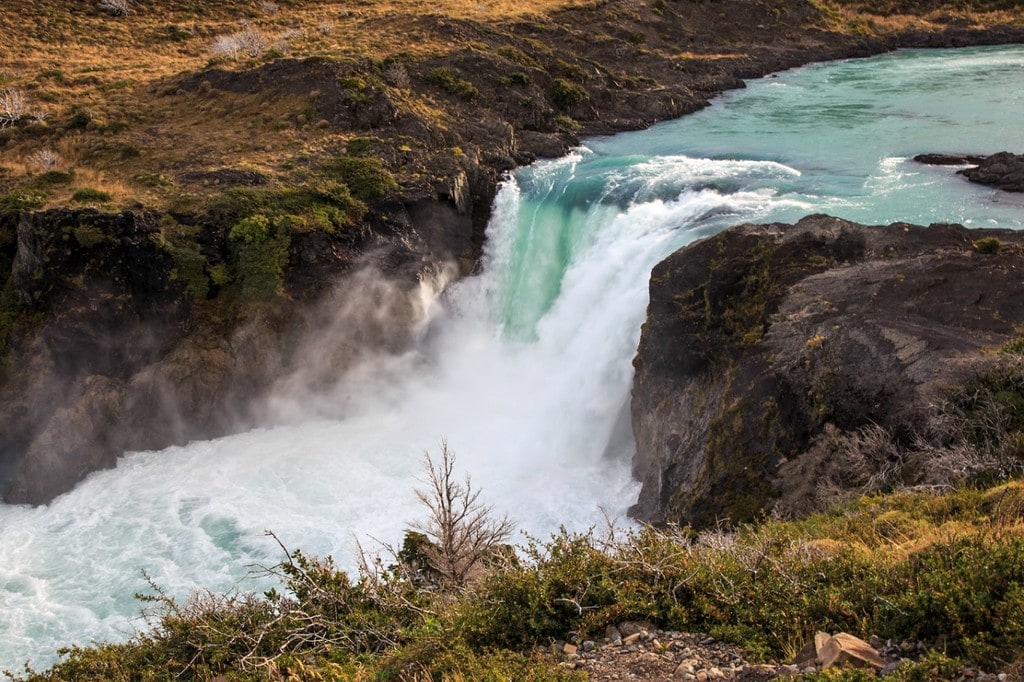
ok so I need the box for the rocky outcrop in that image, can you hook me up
[630,215,1024,527]
[915,151,1024,192]
[959,151,1024,192]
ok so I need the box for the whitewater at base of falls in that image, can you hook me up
[3,45,1024,670]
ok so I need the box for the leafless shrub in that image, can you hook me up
[259,0,279,13]
[773,355,1024,518]
[696,525,738,552]
[411,441,514,588]
[28,149,61,172]
[383,62,411,89]
[97,0,130,16]
[0,88,28,128]
[211,35,242,60]
[211,26,270,60]
[236,26,270,57]
[773,423,907,518]
[317,21,333,35]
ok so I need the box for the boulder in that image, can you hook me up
[793,631,885,671]
[959,151,1024,192]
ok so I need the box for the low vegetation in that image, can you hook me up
[7,446,1023,680]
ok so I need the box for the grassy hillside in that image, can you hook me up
[2,0,1021,214]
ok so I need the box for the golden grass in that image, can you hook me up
[0,0,597,210]
[0,0,1021,212]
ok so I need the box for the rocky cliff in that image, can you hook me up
[631,215,1024,527]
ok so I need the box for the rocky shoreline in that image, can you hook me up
[2,0,1024,505]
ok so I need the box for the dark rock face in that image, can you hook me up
[0,207,443,505]
[959,151,1024,192]
[630,215,1024,527]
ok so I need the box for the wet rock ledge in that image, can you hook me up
[630,214,1024,527]
[915,151,1024,192]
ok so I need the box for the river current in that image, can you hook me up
[2,45,1023,670]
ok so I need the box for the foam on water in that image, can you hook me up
[3,45,1024,670]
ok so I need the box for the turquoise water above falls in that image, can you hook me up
[2,45,1024,670]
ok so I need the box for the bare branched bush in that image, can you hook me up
[211,35,242,60]
[0,88,28,128]
[774,354,1024,518]
[28,148,61,172]
[411,441,514,588]
[259,0,279,13]
[384,63,411,89]
[773,423,906,518]
[97,0,130,16]
[211,26,269,60]
[236,26,269,58]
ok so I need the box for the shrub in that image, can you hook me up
[206,183,366,234]
[320,156,399,201]
[878,535,1024,662]
[71,224,112,248]
[27,149,61,172]
[0,88,28,128]
[33,170,74,187]
[227,214,290,301]
[974,236,1003,255]
[211,27,268,60]
[0,188,48,212]
[552,78,588,110]
[154,225,211,300]
[424,66,479,100]
[409,442,514,588]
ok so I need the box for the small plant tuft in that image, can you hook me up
[71,188,113,204]
[424,66,479,100]
[974,236,1003,255]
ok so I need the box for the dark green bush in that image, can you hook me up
[71,187,113,203]
[974,236,1004,255]
[205,182,366,235]
[424,66,479,100]
[154,225,211,300]
[32,170,74,187]
[320,156,399,201]
[551,78,588,110]
[228,214,290,301]
[878,536,1024,662]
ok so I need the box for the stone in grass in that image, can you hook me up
[792,631,885,671]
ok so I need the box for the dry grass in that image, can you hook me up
[0,0,1020,213]
[0,0,595,211]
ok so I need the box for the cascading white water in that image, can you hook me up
[2,45,1024,670]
